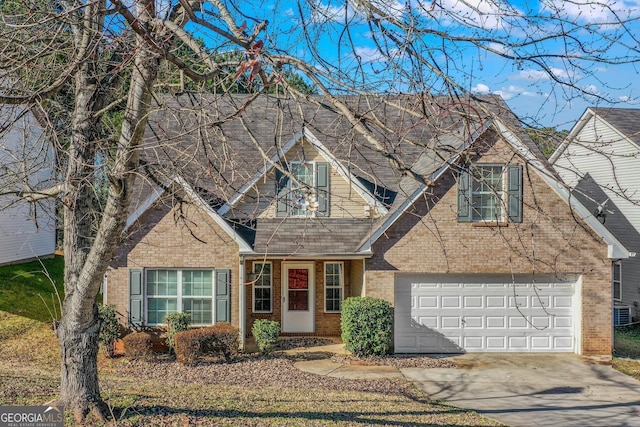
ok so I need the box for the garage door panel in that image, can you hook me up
[394,274,577,353]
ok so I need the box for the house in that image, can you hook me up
[551,108,640,325]
[0,104,56,265]
[105,93,630,356]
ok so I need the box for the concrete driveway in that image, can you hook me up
[402,354,640,427]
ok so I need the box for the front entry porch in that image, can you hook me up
[243,258,365,341]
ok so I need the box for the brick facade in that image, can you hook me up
[246,259,352,337]
[107,192,240,328]
[365,134,613,355]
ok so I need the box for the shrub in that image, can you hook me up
[341,296,393,357]
[98,304,120,358]
[203,322,239,361]
[174,323,239,365]
[123,332,153,361]
[251,319,280,355]
[165,312,191,353]
[174,329,201,365]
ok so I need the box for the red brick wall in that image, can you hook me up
[246,259,352,337]
[366,134,613,355]
[107,193,240,328]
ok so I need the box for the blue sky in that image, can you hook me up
[176,0,640,129]
[254,0,640,129]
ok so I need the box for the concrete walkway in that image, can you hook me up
[294,350,640,427]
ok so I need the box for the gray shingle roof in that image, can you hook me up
[131,93,538,255]
[592,107,640,147]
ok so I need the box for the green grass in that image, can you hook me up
[0,256,64,322]
[614,324,640,359]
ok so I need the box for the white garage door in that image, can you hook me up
[394,274,579,353]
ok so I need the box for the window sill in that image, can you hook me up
[471,221,508,227]
[324,311,342,314]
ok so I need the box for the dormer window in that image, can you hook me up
[275,161,330,217]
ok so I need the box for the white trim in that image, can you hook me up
[123,176,254,253]
[304,129,388,216]
[613,260,622,302]
[549,108,594,164]
[144,268,215,327]
[239,256,246,351]
[125,180,170,229]
[324,261,344,313]
[217,127,388,217]
[550,107,640,164]
[252,261,273,313]
[175,176,254,253]
[493,119,631,260]
[359,120,492,252]
[218,130,304,216]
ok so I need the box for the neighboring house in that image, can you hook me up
[106,94,630,356]
[551,107,640,325]
[0,105,56,265]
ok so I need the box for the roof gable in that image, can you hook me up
[551,107,640,163]
[125,176,253,253]
[359,119,631,259]
[217,127,389,217]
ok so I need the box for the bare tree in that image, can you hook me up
[0,0,638,422]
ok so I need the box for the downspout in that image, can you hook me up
[239,255,246,351]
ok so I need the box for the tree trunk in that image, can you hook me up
[55,1,160,422]
[56,305,106,422]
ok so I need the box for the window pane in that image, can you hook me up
[184,299,212,324]
[147,297,177,324]
[289,290,308,310]
[183,270,212,296]
[471,166,504,221]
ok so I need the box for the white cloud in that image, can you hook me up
[472,83,491,93]
[513,67,571,81]
[493,85,540,100]
[312,0,404,23]
[584,84,600,94]
[485,42,514,56]
[428,0,523,31]
[540,0,640,24]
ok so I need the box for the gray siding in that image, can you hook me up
[0,107,55,265]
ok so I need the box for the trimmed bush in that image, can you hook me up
[165,312,191,353]
[123,332,153,360]
[341,296,393,357]
[98,304,120,358]
[174,323,239,365]
[251,319,280,355]
[174,329,201,365]
[203,322,239,361]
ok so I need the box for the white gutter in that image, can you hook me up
[359,120,492,252]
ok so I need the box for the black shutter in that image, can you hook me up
[507,165,523,223]
[215,269,231,323]
[316,162,330,216]
[129,269,144,326]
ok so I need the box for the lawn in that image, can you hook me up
[613,324,640,381]
[0,255,498,426]
[0,256,64,322]
[0,311,500,426]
